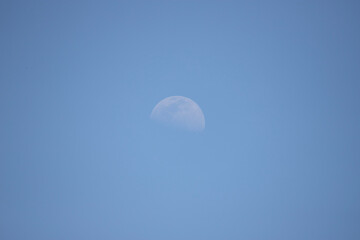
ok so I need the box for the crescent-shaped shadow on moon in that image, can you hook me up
[150,96,205,132]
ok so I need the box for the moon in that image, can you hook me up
[150,96,205,131]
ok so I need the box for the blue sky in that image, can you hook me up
[1,1,360,239]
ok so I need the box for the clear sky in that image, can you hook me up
[1,1,360,239]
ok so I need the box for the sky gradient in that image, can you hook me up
[1,1,360,239]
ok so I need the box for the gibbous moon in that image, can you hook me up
[150,96,205,131]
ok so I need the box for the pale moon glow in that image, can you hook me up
[150,96,205,131]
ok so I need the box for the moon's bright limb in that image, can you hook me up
[150,96,205,131]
